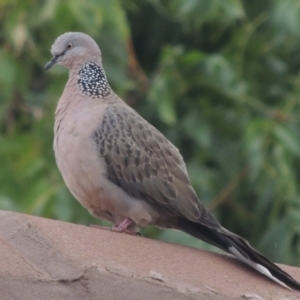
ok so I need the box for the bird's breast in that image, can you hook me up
[53,98,111,213]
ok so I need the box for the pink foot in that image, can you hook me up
[111,218,138,235]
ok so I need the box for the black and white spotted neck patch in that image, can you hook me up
[78,62,112,98]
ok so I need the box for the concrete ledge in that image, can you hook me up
[0,210,299,300]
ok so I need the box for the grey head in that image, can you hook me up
[45,32,102,70]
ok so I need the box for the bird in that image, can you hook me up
[45,32,300,289]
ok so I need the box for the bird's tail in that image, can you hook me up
[177,218,300,290]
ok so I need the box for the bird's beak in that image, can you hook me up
[44,55,60,70]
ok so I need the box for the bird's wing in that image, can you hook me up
[93,102,219,228]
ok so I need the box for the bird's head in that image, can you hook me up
[45,32,102,70]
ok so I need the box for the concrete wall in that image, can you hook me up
[0,210,299,300]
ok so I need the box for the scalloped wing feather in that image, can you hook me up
[93,103,220,228]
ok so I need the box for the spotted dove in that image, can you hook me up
[45,32,300,289]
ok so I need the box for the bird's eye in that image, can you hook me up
[66,43,73,50]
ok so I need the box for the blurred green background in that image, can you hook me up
[0,0,300,265]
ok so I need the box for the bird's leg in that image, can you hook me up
[111,217,133,232]
[111,218,137,235]
[88,218,140,235]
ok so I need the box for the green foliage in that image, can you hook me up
[0,0,300,265]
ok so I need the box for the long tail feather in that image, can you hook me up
[177,218,300,289]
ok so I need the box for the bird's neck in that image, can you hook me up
[74,61,113,99]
